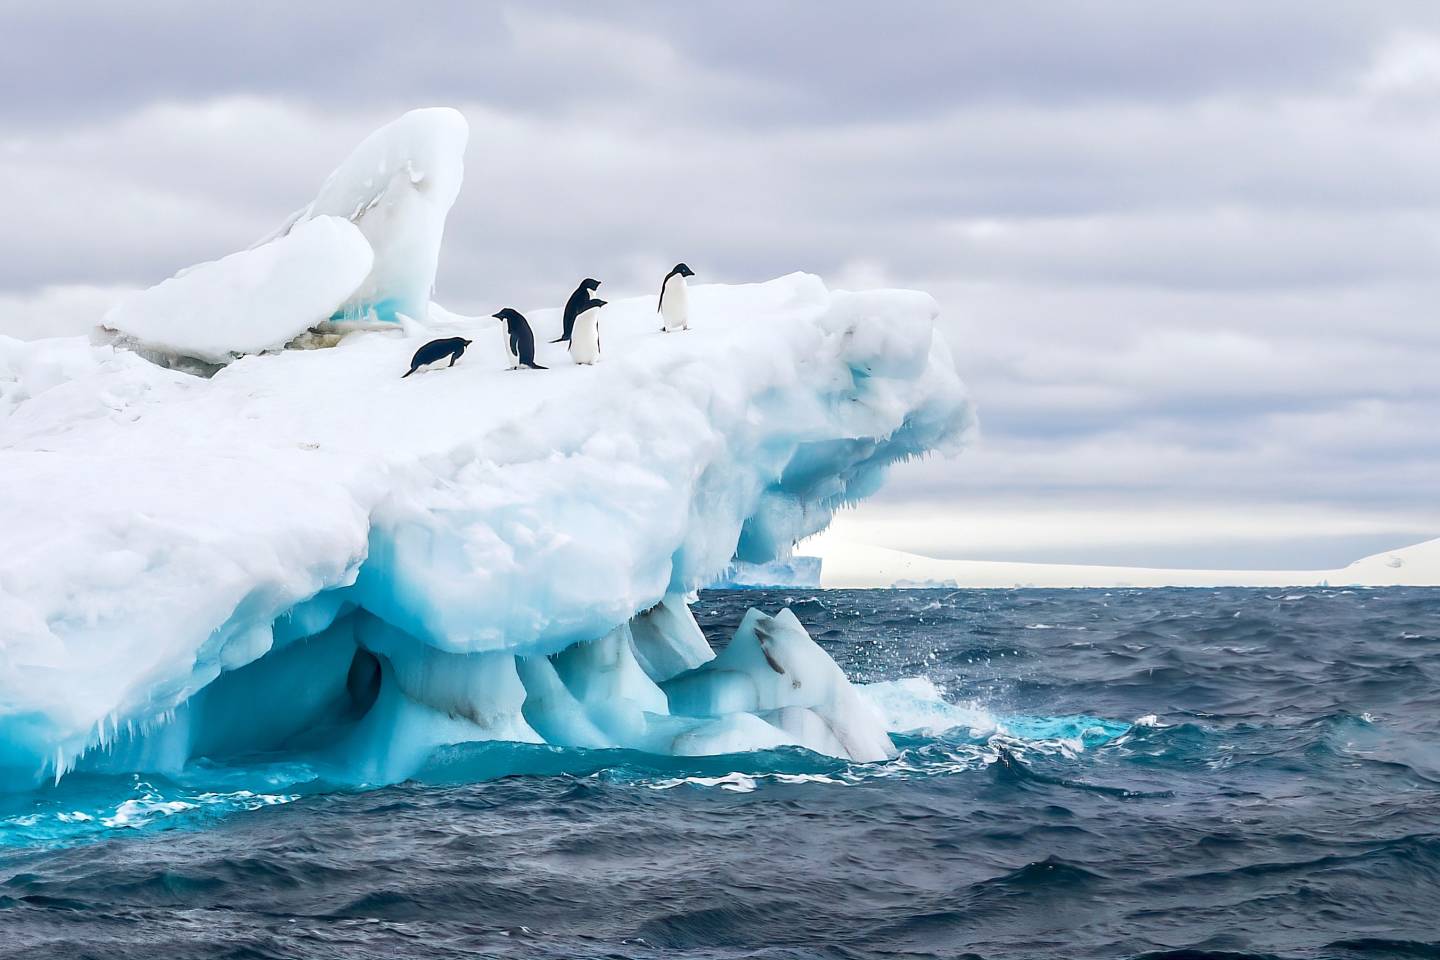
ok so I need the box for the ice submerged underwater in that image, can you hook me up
[0,107,974,818]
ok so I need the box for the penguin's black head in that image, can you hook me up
[582,278,601,291]
[673,263,694,278]
[492,308,523,325]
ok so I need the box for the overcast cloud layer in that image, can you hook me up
[3,2,1438,567]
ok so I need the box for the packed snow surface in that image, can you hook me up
[0,272,969,791]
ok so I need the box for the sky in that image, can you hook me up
[2,2,1438,568]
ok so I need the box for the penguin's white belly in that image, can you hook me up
[502,329,519,368]
[569,311,601,364]
[661,277,689,331]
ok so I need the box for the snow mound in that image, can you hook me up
[1336,538,1440,585]
[0,272,971,790]
[258,107,468,325]
[100,216,373,365]
[97,107,467,366]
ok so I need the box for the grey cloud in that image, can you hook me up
[637,2,1401,116]
[6,2,1430,126]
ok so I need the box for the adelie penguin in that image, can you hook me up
[659,262,695,332]
[568,298,606,365]
[493,308,546,370]
[402,336,472,378]
[551,278,601,344]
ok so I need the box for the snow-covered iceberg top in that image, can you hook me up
[0,273,971,790]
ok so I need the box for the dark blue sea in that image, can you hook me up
[2,587,1439,959]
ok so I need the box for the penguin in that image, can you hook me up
[551,278,601,343]
[658,262,695,332]
[493,308,546,370]
[402,337,471,378]
[568,298,607,365]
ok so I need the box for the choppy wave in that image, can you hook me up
[1,586,1438,960]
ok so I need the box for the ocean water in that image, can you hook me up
[2,587,1438,960]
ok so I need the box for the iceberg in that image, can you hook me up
[710,556,824,589]
[0,108,972,795]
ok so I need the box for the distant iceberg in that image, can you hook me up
[0,108,973,792]
[710,557,823,589]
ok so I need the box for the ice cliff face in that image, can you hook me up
[0,109,972,792]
